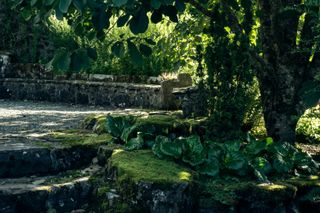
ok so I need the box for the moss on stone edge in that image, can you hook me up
[35,130,113,148]
[202,179,297,206]
[109,149,193,184]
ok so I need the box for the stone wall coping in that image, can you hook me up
[0,78,162,89]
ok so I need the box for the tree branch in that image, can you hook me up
[185,0,213,18]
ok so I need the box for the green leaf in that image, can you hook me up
[251,157,272,174]
[129,9,149,34]
[59,0,72,13]
[113,0,128,7]
[151,10,163,24]
[253,169,269,183]
[117,14,130,27]
[55,6,64,20]
[92,8,111,31]
[111,41,125,57]
[224,151,247,170]
[21,8,32,21]
[198,159,220,177]
[175,0,185,12]
[125,133,144,151]
[298,80,320,108]
[152,136,169,158]
[162,5,178,22]
[86,47,98,60]
[70,48,90,72]
[266,137,273,146]
[182,152,205,166]
[144,38,156,45]
[73,0,86,13]
[127,41,143,65]
[273,153,294,173]
[160,139,182,158]
[151,0,161,9]
[184,135,204,154]
[121,125,137,143]
[44,0,55,6]
[31,0,38,6]
[51,48,71,71]
[139,44,152,56]
[245,140,267,155]
[224,140,241,152]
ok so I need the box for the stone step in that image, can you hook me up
[0,138,100,178]
[0,165,100,213]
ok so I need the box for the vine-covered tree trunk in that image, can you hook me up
[257,0,311,143]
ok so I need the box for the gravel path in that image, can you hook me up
[0,100,148,139]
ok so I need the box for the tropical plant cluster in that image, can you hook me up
[105,115,319,182]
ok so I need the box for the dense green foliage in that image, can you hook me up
[5,0,320,143]
[105,115,319,182]
[296,106,320,144]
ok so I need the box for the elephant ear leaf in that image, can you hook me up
[198,159,220,177]
[152,135,169,158]
[160,139,182,159]
[125,133,144,151]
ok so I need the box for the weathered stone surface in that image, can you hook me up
[173,86,208,117]
[106,149,196,213]
[0,141,99,178]
[0,166,97,213]
[0,78,162,108]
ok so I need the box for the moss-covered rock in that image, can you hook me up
[107,149,196,212]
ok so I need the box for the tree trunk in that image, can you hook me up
[257,0,308,143]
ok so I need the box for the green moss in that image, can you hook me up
[35,130,113,148]
[44,169,84,184]
[201,179,297,206]
[284,176,320,188]
[109,149,194,184]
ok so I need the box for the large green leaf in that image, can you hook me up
[160,139,182,158]
[182,151,205,166]
[151,0,161,9]
[127,41,143,65]
[125,133,144,151]
[251,157,272,174]
[92,8,111,31]
[73,0,86,13]
[184,135,203,154]
[152,136,169,158]
[59,0,72,13]
[139,44,152,56]
[51,48,71,71]
[105,115,135,139]
[113,0,128,7]
[129,9,149,34]
[298,80,320,108]
[44,0,55,6]
[151,10,163,24]
[124,133,144,150]
[244,140,267,156]
[273,153,294,173]
[117,14,130,27]
[31,0,38,6]
[198,159,220,177]
[111,41,125,57]
[162,5,178,22]
[70,48,90,72]
[223,151,247,170]
[224,140,241,152]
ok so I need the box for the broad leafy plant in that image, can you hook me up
[105,115,319,182]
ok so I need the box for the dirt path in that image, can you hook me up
[0,100,148,139]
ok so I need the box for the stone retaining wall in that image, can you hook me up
[0,52,193,109]
[0,78,162,108]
